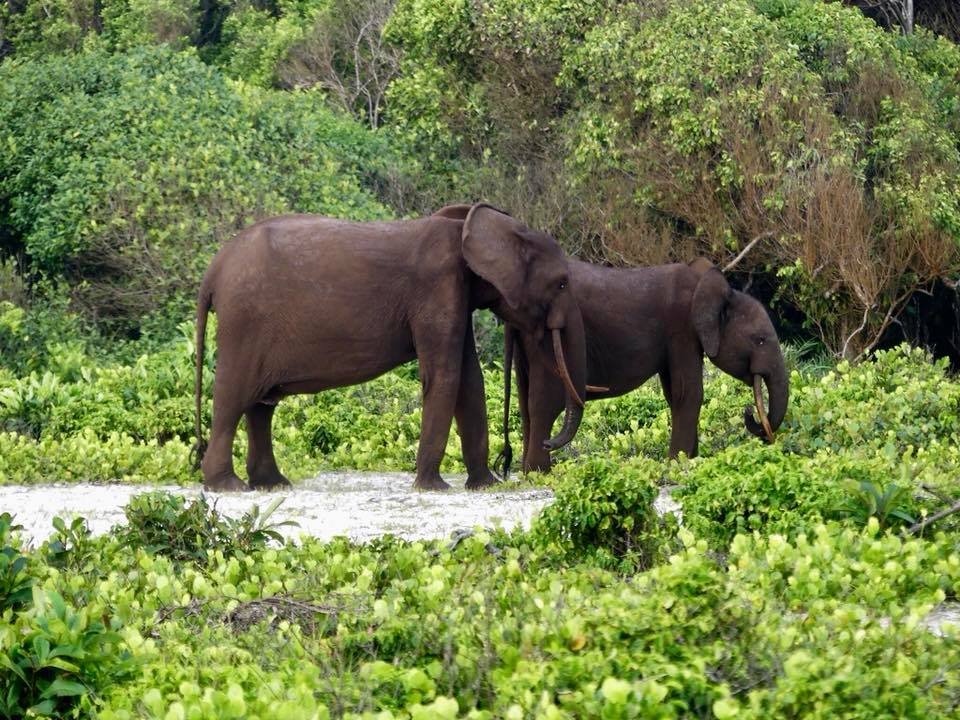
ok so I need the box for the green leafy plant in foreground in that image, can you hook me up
[834,476,918,530]
[0,513,32,612]
[0,588,136,720]
[532,456,679,572]
[44,516,96,573]
[116,491,296,565]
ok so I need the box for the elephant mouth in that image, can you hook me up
[750,374,775,443]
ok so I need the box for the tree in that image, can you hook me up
[848,0,914,34]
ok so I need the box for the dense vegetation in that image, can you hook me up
[3,0,960,717]
[1,0,959,355]
[4,343,960,717]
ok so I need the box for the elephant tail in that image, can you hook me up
[190,280,212,473]
[495,324,515,480]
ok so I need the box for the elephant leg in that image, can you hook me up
[201,367,249,492]
[455,319,497,490]
[245,403,291,490]
[665,357,703,459]
[523,361,564,473]
[515,344,532,473]
[412,320,465,491]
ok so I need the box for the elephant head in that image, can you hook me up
[690,258,789,443]
[435,203,587,451]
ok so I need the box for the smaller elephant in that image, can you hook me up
[503,257,789,473]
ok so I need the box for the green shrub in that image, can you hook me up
[385,0,960,358]
[43,517,97,574]
[0,513,31,612]
[116,492,294,565]
[0,46,390,336]
[0,588,136,719]
[676,444,854,549]
[532,457,676,571]
[786,344,960,454]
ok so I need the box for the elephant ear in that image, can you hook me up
[462,203,525,310]
[432,204,473,221]
[692,265,732,358]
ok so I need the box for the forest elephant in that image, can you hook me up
[193,204,588,492]
[502,257,789,473]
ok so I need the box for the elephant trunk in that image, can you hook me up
[744,358,788,443]
[543,313,587,451]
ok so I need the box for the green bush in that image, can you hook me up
[115,492,294,565]
[676,444,865,549]
[0,46,390,336]
[532,457,677,571]
[0,513,31,612]
[385,0,960,358]
[0,587,137,719]
[75,522,960,719]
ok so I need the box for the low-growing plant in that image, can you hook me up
[675,444,850,549]
[0,513,31,612]
[0,588,136,719]
[115,492,294,564]
[532,457,678,572]
[43,516,96,573]
[834,476,918,530]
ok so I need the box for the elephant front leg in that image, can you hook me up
[455,319,497,490]
[245,402,292,490]
[515,345,532,474]
[523,363,564,473]
[662,361,704,459]
[413,328,465,491]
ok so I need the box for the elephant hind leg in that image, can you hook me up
[201,370,249,492]
[246,402,291,490]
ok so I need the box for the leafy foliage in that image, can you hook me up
[0,46,390,335]
[532,457,677,572]
[0,587,137,719]
[116,492,296,565]
[385,0,960,358]
[0,513,31,612]
[835,477,917,529]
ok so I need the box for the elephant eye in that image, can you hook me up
[558,279,568,291]
[754,335,766,346]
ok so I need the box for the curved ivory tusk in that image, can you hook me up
[552,329,584,409]
[753,374,775,443]
[586,384,609,393]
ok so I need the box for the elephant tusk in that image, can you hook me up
[586,384,609,393]
[753,374,775,443]
[552,329,584,408]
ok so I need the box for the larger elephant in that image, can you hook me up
[193,203,587,492]
[503,257,788,473]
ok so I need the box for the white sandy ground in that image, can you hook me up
[2,475,956,633]
[0,472,681,547]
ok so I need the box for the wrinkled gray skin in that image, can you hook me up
[193,203,587,492]
[504,258,789,472]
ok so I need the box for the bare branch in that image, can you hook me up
[723,231,775,273]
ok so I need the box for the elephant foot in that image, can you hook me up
[203,473,251,493]
[465,469,498,490]
[414,474,452,491]
[248,470,292,491]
